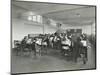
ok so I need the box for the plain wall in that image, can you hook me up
[12,18,57,40]
[61,23,95,35]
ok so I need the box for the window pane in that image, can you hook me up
[37,15,40,23]
[37,15,42,23]
[32,15,37,21]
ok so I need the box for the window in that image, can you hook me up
[37,15,42,23]
[32,15,37,22]
[28,15,42,23]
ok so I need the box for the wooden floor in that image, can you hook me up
[11,46,96,74]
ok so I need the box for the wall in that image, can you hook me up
[12,18,57,40]
[12,5,57,41]
[12,18,42,40]
[91,23,96,35]
[61,24,95,35]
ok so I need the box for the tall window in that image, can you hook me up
[32,15,37,22]
[28,15,42,23]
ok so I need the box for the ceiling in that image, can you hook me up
[12,0,96,25]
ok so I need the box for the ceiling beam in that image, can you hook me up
[52,16,95,21]
[63,21,94,25]
[42,6,91,15]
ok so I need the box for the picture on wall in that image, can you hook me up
[11,0,96,74]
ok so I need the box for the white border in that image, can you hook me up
[0,0,99,75]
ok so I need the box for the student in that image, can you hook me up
[56,35,61,50]
[26,37,32,50]
[31,38,36,56]
[61,35,71,56]
[35,38,42,56]
[53,35,58,49]
[20,36,28,55]
[49,35,54,48]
